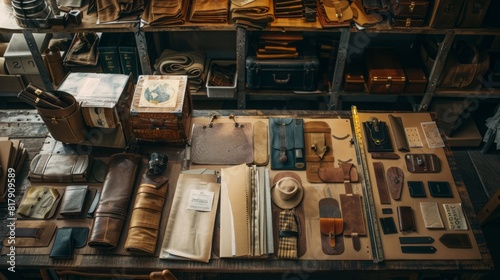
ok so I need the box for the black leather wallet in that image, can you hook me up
[50,228,74,259]
[59,185,89,216]
[397,206,416,232]
[363,119,394,152]
[408,181,426,197]
[428,181,453,197]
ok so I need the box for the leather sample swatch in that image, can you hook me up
[340,194,366,251]
[405,154,441,173]
[386,166,404,200]
[3,221,57,247]
[379,217,398,235]
[408,181,426,197]
[50,228,74,259]
[363,118,394,152]
[420,202,444,229]
[304,121,334,183]
[428,181,452,197]
[401,246,437,254]
[17,186,61,219]
[373,162,391,204]
[397,206,416,232]
[88,153,142,249]
[59,185,88,216]
[439,233,472,249]
[388,114,410,152]
[253,120,269,166]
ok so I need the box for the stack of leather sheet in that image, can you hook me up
[188,0,228,23]
[230,0,275,29]
[153,49,206,93]
[274,0,304,18]
[96,0,144,23]
[256,32,303,59]
[142,0,189,26]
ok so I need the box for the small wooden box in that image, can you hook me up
[129,75,192,145]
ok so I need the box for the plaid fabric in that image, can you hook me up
[278,209,299,259]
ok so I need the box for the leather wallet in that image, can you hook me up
[59,185,89,216]
[29,154,94,183]
[50,228,74,259]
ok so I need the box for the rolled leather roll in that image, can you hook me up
[88,153,142,249]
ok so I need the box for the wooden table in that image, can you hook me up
[0,110,494,279]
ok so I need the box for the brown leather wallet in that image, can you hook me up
[88,153,142,249]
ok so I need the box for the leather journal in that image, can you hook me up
[88,153,142,249]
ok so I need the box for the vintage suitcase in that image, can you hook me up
[129,75,192,145]
[246,55,320,91]
[391,17,425,27]
[428,0,466,28]
[390,0,429,18]
[365,48,406,94]
[456,0,491,28]
[344,63,366,92]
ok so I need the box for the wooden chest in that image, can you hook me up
[129,75,192,145]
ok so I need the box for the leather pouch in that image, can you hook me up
[124,175,168,254]
[35,91,87,144]
[63,32,99,66]
[29,154,94,183]
[304,121,334,182]
[363,118,394,152]
[59,185,89,216]
[88,153,142,249]
[270,118,305,170]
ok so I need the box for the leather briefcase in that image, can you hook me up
[428,0,466,28]
[456,0,491,28]
[389,0,429,18]
[365,48,406,94]
[246,55,320,91]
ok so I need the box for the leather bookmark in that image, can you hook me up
[386,166,404,200]
[253,121,269,166]
[388,114,410,152]
[373,162,391,204]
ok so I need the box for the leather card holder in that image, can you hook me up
[428,181,452,197]
[397,206,416,232]
[408,181,426,197]
[59,185,89,216]
[405,154,441,173]
[50,228,74,260]
[379,217,398,234]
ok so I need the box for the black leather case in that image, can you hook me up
[363,120,394,152]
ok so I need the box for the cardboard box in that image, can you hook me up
[129,75,192,145]
[4,33,49,75]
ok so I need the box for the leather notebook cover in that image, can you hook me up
[59,185,89,216]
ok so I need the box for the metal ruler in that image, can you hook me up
[351,106,384,263]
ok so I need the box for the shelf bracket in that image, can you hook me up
[134,24,152,76]
[418,31,456,112]
[328,28,351,110]
[22,30,54,91]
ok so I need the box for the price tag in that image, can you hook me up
[187,189,215,212]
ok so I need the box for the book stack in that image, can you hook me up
[0,138,28,202]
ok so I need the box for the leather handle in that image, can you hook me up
[273,74,291,84]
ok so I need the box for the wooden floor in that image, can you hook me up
[0,101,499,279]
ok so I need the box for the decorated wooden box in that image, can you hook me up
[129,75,192,145]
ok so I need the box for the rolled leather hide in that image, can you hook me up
[88,153,142,249]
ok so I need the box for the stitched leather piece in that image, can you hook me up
[405,154,441,173]
[319,197,344,255]
[373,162,391,204]
[29,154,94,183]
[253,120,269,166]
[340,194,366,251]
[388,114,410,152]
[386,166,404,201]
[397,206,416,232]
[363,119,394,152]
[270,118,305,170]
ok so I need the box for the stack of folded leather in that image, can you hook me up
[142,0,189,26]
[153,49,206,93]
[188,0,228,23]
[230,0,275,29]
[274,0,304,18]
[96,0,145,23]
[256,32,303,59]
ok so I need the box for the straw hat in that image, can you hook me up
[271,172,304,209]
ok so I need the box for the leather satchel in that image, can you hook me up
[29,154,94,183]
[88,153,142,249]
[269,118,305,170]
[63,33,99,66]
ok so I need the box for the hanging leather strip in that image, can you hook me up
[373,162,391,204]
[371,152,400,159]
[340,194,366,251]
[386,166,404,200]
[340,162,358,194]
[253,120,269,166]
[388,114,410,152]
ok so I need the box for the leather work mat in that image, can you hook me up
[358,112,482,260]
[191,122,254,165]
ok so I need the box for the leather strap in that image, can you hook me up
[401,246,437,254]
[340,194,366,252]
[373,162,391,204]
[386,166,404,200]
[439,233,472,249]
[371,152,400,159]
[340,162,358,194]
[253,121,269,166]
[16,228,41,238]
[399,237,434,244]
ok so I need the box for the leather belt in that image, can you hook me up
[399,236,434,244]
[373,162,391,204]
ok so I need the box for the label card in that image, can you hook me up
[187,189,215,212]
[443,203,468,230]
[421,122,445,148]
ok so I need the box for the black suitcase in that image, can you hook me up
[245,55,320,91]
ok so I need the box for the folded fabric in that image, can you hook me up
[154,49,205,79]
[189,0,228,23]
[230,0,275,29]
[96,0,144,23]
[142,0,188,26]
